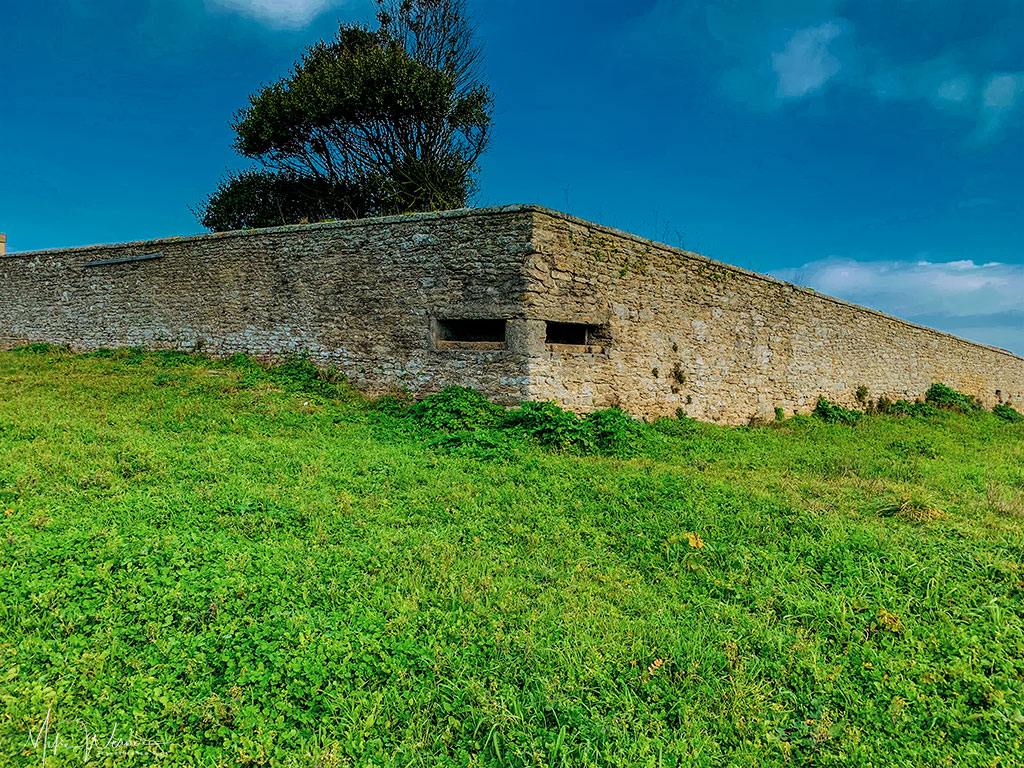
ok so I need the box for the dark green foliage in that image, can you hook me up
[878,397,939,418]
[583,407,650,458]
[408,385,502,432]
[652,413,702,437]
[813,396,862,425]
[270,355,349,398]
[993,403,1024,422]
[84,346,117,358]
[501,400,591,452]
[925,383,982,413]
[428,428,523,460]
[197,170,376,232]
[499,401,650,458]
[11,343,62,354]
[197,0,492,230]
[774,406,785,422]
[370,394,412,416]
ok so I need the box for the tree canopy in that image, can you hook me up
[197,0,492,231]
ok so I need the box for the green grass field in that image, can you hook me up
[2,347,1023,767]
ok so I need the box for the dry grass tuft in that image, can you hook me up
[876,493,944,524]
[987,484,1024,518]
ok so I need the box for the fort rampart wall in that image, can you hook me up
[3,205,1022,423]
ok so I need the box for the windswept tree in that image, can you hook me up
[197,0,492,231]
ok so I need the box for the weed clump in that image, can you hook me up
[813,397,862,426]
[584,407,649,458]
[12,343,63,355]
[925,383,981,413]
[502,400,589,451]
[500,401,651,458]
[271,355,348,397]
[877,397,938,418]
[652,414,701,437]
[409,386,503,432]
[993,403,1024,423]
[370,394,411,417]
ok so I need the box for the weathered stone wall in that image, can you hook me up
[524,210,1024,423]
[0,207,536,404]
[3,204,1023,424]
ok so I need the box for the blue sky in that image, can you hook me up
[2,0,1022,352]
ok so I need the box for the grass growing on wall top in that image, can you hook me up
[1,348,1024,766]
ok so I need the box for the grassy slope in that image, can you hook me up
[1,349,1023,767]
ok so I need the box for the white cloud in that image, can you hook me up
[771,257,1024,354]
[935,75,974,105]
[771,22,843,99]
[206,0,344,29]
[976,73,1024,141]
[866,57,1024,144]
[625,1,1024,144]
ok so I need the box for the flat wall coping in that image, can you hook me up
[4,203,1021,363]
[0,204,541,261]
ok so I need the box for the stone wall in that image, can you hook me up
[3,204,1023,424]
[0,207,536,405]
[524,210,1024,423]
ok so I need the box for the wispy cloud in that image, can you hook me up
[977,73,1024,142]
[772,21,844,99]
[206,0,345,29]
[771,257,1024,354]
[626,0,1024,143]
[869,58,1024,144]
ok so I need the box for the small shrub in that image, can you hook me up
[86,347,117,358]
[879,399,938,418]
[855,386,869,405]
[774,406,785,422]
[221,354,270,389]
[654,417,699,437]
[122,346,149,365]
[924,383,981,413]
[502,400,590,452]
[652,414,700,437]
[370,395,411,416]
[993,404,1024,423]
[812,397,862,426]
[410,386,503,432]
[12,343,62,355]
[584,408,648,458]
[221,352,263,371]
[271,354,349,398]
